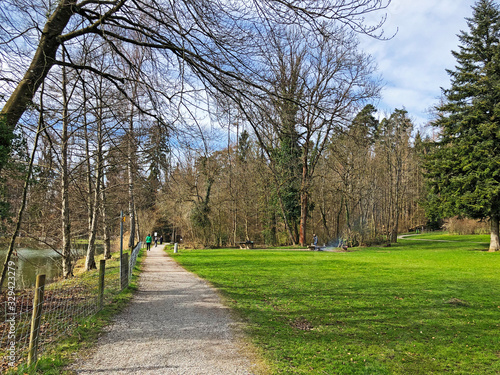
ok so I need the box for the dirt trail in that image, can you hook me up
[398,234,488,244]
[71,245,258,374]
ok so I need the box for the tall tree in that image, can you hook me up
[60,59,73,277]
[84,76,107,271]
[426,0,500,252]
[0,88,43,290]
[328,104,379,245]
[0,0,390,172]
[377,109,413,243]
[100,167,112,260]
[143,123,170,208]
[240,26,380,246]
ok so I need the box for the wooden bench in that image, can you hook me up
[237,241,254,249]
[308,245,324,251]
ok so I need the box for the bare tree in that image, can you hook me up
[100,167,112,259]
[326,105,379,245]
[60,57,73,277]
[376,109,413,243]
[84,77,107,270]
[0,0,394,272]
[0,0,391,166]
[0,86,44,290]
[234,26,380,246]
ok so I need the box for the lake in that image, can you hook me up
[0,244,103,289]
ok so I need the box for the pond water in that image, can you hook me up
[0,244,104,289]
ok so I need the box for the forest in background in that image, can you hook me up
[0,97,444,252]
[1,0,499,283]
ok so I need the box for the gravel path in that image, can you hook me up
[71,245,258,374]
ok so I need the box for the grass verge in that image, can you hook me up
[167,235,499,374]
[6,247,146,375]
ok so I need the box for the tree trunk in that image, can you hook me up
[245,217,249,241]
[299,156,309,246]
[128,189,136,248]
[233,206,238,246]
[0,92,44,290]
[84,89,93,235]
[0,0,75,131]
[101,172,111,259]
[61,63,72,278]
[489,216,500,252]
[276,193,296,246]
[134,205,141,244]
[85,196,99,270]
[391,161,402,243]
[85,105,104,271]
[127,110,136,249]
[335,195,343,241]
[299,192,308,246]
[319,187,330,235]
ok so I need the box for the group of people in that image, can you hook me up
[145,234,163,251]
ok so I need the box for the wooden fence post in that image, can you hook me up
[28,274,46,367]
[98,259,106,310]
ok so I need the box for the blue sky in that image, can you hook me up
[360,0,476,132]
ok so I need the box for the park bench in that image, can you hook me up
[237,240,254,249]
[308,245,324,251]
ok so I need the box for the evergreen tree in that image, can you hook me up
[378,109,413,243]
[426,0,500,251]
[144,124,170,208]
[238,130,251,162]
[0,130,28,231]
[273,123,302,244]
[351,104,380,143]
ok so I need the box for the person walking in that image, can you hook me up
[146,234,152,251]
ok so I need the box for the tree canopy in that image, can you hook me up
[0,0,390,138]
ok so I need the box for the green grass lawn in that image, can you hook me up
[166,235,500,374]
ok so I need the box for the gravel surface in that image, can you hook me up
[71,245,258,374]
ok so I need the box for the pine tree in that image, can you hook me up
[426,0,500,251]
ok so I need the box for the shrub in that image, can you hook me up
[443,217,488,235]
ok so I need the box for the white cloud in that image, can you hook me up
[361,0,476,126]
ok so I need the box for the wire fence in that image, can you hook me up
[129,242,141,280]
[0,242,142,372]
